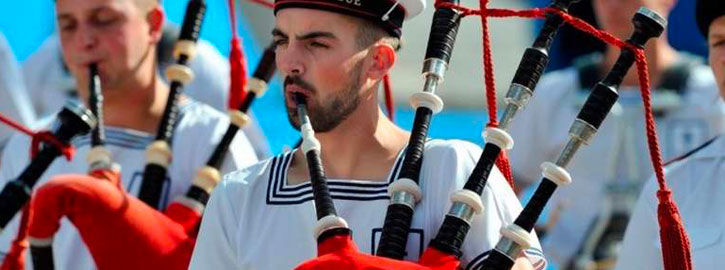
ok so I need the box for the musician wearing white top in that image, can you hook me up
[0,0,259,268]
[616,0,725,269]
[191,0,545,269]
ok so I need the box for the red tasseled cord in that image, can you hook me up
[383,74,395,122]
[634,51,693,270]
[228,0,249,110]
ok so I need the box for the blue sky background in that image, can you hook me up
[0,0,490,154]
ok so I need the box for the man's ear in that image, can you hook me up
[147,6,165,43]
[367,43,396,80]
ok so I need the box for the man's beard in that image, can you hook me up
[285,61,364,133]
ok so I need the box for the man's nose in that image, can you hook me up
[77,23,99,51]
[276,44,306,77]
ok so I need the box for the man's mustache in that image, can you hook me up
[284,76,316,93]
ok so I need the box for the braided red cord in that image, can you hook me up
[634,51,693,270]
[383,74,395,122]
[477,0,516,188]
[229,0,238,40]
[0,113,74,160]
[248,0,274,9]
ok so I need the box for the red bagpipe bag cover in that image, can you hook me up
[295,235,459,270]
[26,169,198,270]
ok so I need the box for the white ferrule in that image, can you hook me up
[314,215,349,239]
[193,166,222,194]
[28,236,54,247]
[450,190,484,214]
[229,110,251,127]
[300,124,321,154]
[146,141,172,168]
[500,224,533,250]
[540,162,572,187]
[166,64,195,85]
[173,40,197,61]
[247,78,268,96]
[483,127,514,150]
[87,146,112,167]
[387,178,423,203]
[409,92,444,114]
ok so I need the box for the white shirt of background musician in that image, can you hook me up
[0,31,36,149]
[507,64,725,265]
[615,135,725,270]
[190,139,547,270]
[0,101,258,270]
[20,35,271,159]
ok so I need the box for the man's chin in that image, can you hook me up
[286,110,301,131]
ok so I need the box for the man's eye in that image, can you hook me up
[59,22,77,32]
[309,42,328,48]
[94,16,118,26]
[273,39,288,49]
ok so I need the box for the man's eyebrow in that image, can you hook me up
[272,28,287,38]
[58,13,74,22]
[297,31,337,41]
[271,28,337,41]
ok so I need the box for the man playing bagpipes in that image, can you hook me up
[616,0,725,268]
[507,0,725,267]
[190,0,546,269]
[0,0,259,269]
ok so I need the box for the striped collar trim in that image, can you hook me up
[265,148,405,205]
[69,101,196,149]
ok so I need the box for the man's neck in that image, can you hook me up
[95,75,172,134]
[288,106,409,185]
[603,35,679,88]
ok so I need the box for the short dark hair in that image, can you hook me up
[354,18,401,51]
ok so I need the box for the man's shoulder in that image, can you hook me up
[421,139,482,164]
[218,153,286,190]
[424,139,481,154]
[193,40,227,65]
[638,136,725,209]
[665,136,724,177]
[176,100,228,130]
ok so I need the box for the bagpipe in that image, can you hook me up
[0,100,96,231]
[0,100,96,270]
[294,1,693,270]
[0,1,276,270]
[292,92,430,270]
[136,0,207,209]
